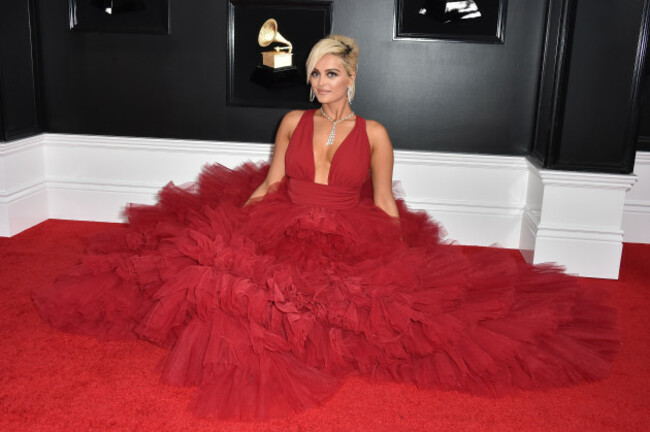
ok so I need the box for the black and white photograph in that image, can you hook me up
[68,0,170,34]
[394,0,507,43]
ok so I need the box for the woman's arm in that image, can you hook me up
[244,110,303,205]
[367,120,400,219]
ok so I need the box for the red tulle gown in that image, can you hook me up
[33,110,619,420]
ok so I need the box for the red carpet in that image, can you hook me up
[1,219,648,431]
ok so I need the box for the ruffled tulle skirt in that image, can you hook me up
[32,162,619,420]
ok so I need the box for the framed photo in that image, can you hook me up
[68,0,170,34]
[394,0,507,44]
[227,0,333,108]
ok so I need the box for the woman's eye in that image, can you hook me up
[311,71,319,78]
[327,72,337,78]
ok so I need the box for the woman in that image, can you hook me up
[246,36,398,220]
[33,35,619,420]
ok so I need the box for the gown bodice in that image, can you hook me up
[285,109,370,209]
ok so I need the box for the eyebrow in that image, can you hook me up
[313,67,341,73]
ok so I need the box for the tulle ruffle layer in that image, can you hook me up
[33,162,619,420]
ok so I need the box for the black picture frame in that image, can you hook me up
[68,0,170,34]
[394,0,507,44]
[227,0,333,108]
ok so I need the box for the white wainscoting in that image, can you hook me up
[623,152,650,243]
[44,134,271,224]
[0,134,646,279]
[1,133,530,246]
[520,162,637,279]
[0,136,48,237]
[392,151,527,247]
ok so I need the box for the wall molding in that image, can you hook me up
[44,133,273,156]
[0,134,647,279]
[529,0,577,167]
[537,170,640,190]
[1,134,530,247]
[0,134,47,236]
[520,160,637,279]
[623,151,650,243]
[392,150,528,247]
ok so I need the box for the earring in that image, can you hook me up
[309,88,315,102]
[347,86,353,104]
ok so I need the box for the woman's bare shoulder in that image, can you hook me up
[282,109,307,127]
[277,110,307,141]
[364,118,391,148]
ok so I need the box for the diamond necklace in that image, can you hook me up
[320,107,355,146]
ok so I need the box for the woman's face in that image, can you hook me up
[310,54,354,105]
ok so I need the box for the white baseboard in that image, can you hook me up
[0,133,645,279]
[13,133,528,247]
[0,136,48,237]
[520,162,636,279]
[623,152,650,243]
[392,150,527,247]
[43,134,272,223]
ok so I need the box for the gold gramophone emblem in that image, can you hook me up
[258,18,293,69]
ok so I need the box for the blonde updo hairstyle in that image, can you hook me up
[306,35,359,101]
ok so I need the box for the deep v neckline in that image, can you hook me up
[311,109,359,185]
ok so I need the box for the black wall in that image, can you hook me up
[0,0,41,141]
[35,0,547,155]
[638,33,650,151]
[527,0,648,173]
[555,0,647,172]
